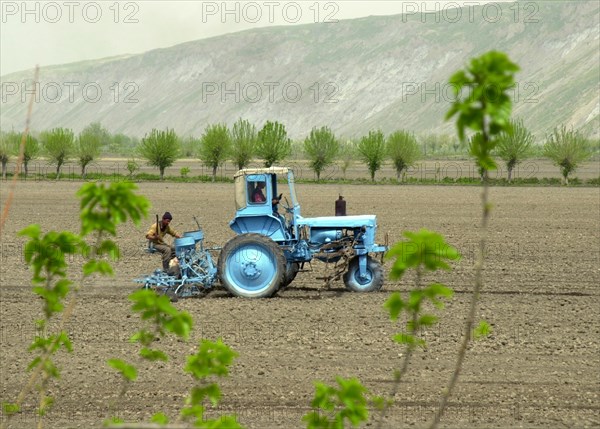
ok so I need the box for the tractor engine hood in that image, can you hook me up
[295,215,377,229]
[295,215,382,251]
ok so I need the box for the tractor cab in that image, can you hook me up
[230,167,300,242]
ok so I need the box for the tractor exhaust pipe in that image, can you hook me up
[335,195,346,216]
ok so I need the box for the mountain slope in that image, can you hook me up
[1,1,598,139]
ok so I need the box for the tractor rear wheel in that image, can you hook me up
[218,233,285,298]
[343,256,383,292]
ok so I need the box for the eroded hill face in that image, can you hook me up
[1,1,598,139]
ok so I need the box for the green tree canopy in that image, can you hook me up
[180,136,200,158]
[110,133,138,156]
[0,131,19,179]
[22,134,40,177]
[303,126,339,181]
[230,118,256,170]
[198,123,232,181]
[543,125,591,185]
[256,120,291,167]
[495,119,534,182]
[77,123,106,178]
[387,130,420,181]
[338,140,357,178]
[357,130,386,181]
[40,128,75,178]
[138,128,180,180]
[81,122,111,153]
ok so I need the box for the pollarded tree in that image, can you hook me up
[543,125,591,185]
[357,130,386,181]
[180,136,199,158]
[81,122,111,154]
[110,132,138,156]
[304,126,339,181]
[468,132,486,181]
[138,128,180,180]
[198,123,232,181]
[77,123,107,178]
[256,121,291,167]
[0,131,19,179]
[22,134,40,178]
[230,118,256,170]
[496,119,534,182]
[41,128,75,178]
[387,130,420,181]
[2,131,41,178]
[339,140,357,179]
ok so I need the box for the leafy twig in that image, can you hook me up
[430,51,518,429]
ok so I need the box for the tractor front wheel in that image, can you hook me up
[218,233,285,298]
[343,256,383,292]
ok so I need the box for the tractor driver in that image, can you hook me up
[146,212,182,271]
[252,181,282,209]
[252,182,267,203]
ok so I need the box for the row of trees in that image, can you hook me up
[138,121,425,181]
[0,123,113,179]
[0,119,596,183]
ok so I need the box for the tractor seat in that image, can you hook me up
[145,241,157,254]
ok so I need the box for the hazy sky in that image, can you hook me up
[1,1,504,76]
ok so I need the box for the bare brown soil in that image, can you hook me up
[1,180,599,428]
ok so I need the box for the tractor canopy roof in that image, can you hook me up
[234,167,291,178]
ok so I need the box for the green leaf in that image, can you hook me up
[393,333,425,349]
[423,283,454,308]
[473,320,492,340]
[304,377,370,429]
[139,348,168,362]
[18,224,41,240]
[56,330,73,353]
[2,402,21,415]
[164,312,193,339]
[130,329,155,346]
[151,412,169,425]
[185,339,238,380]
[187,384,222,408]
[446,51,519,152]
[102,416,124,427]
[107,358,138,381]
[383,292,404,321]
[417,314,438,327]
[386,229,461,279]
[371,395,386,411]
[204,383,222,406]
[83,258,115,276]
[180,403,204,421]
[302,411,329,429]
[203,415,243,429]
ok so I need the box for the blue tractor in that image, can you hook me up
[218,167,388,298]
[137,167,388,298]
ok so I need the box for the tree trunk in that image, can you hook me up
[160,167,165,181]
[212,166,217,182]
[24,161,29,178]
[1,160,6,180]
[507,166,513,183]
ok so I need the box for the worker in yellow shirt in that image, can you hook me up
[145,212,182,271]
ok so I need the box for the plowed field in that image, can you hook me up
[1,179,598,428]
